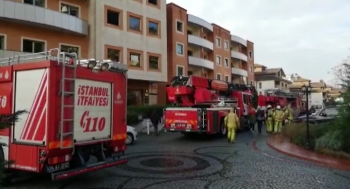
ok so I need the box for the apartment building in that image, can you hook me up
[166,3,255,86]
[0,0,89,58]
[90,0,167,105]
[254,64,291,95]
[0,0,167,106]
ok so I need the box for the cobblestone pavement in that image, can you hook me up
[6,131,350,189]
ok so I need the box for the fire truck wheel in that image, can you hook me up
[82,154,90,163]
[0,147,12,186]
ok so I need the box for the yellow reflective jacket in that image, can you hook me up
[266,109,274,119]
[286,107,294,119]
[273,110,285,121]
[224,112,239,129]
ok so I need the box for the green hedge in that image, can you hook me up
[127,105,171,125]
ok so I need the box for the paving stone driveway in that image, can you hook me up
[6,131,350,189]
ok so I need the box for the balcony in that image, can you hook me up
[231,67,248,77]
[188,56,214,70]
[0,0,88,35]
[231,35,247,47]
[231,51,248,62]
[187,14,213,32]
[188,35,214,50]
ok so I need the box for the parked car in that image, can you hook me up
[298,107,338,124]
[126,126,137,145]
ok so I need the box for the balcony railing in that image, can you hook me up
[188,35,214,50]
[188,56,214,70]
[0,0,88,35]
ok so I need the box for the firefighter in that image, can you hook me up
[285,104,294,125]
[265,105,274,133]
[224,108,240,143]
[273,105,285,133]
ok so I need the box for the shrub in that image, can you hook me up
[318,149,350,160]
[315,130,343,152]
[282,122,331,149]
[282,122,330,139]
[127,105,171,125]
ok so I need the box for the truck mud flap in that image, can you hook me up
[51,158,128,181]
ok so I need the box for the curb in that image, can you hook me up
[266,134,350,171]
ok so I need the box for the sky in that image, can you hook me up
[167,0,350,84]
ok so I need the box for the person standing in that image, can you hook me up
[224,108,240,143]
[265,105,274,133]
[285,104,294,125]
[150,109,161,136]
[256,106,265,133]
[273,105,285,134]
[249,107,257,133]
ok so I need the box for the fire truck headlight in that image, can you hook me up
[171,124,175,128]
[87,59,97,68]
[101,62,110,71]
[186,124,191,129]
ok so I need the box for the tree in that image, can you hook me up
[0,110,27,185]
[331,56,350,152]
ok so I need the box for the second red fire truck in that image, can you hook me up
[164,75,256,136]
[0,49,128,181]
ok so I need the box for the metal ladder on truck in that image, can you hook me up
[59,52,78,149]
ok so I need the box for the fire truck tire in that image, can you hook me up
[0,147,12,186]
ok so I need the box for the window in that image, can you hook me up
[107,10,120,26]
[187,51,193,56]
[129,16,141,31]
[148,55,159,70]
[216,38,221,47]
[216,74,221,80]
[176,21,183,32]
[249,66,253,73]
[129,52,141,67]
[60,44,79,56]
[224,41,229,49]
[224,58,229,67]
[107,48,120,62]
[250,81,254,85]
[148,21,159,35]
[176,43,184,55]
[0,36,4,50]
[259,82,262,89]
[148,0,157,5]
[22,39,45,53]
[176,66,184,76]
[225,76,229,82]
[188,71,193,76]
[61,3,79,17]
[216,56,221,65]
[24,0,44,7]
[249,51,253,59]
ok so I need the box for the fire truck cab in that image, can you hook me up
[0,49,128,181]
[164,75,256,135]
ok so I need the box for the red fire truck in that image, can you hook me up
[164,75,256,135]
[258,89,302,112]
[0,49,128,181]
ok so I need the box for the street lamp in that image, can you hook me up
[301,82,312,148]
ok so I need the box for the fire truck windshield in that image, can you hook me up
[170,76,189,86]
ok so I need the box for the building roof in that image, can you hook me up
[254,63,266,68]
[293,77,310,82]
[255,67,285,76]
[255,75,292,84]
